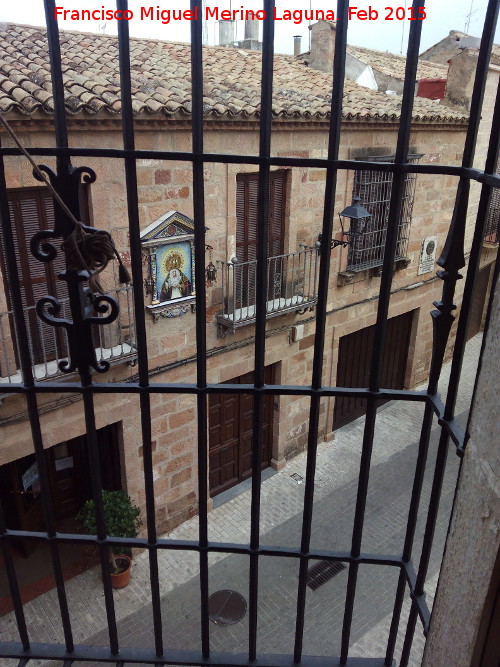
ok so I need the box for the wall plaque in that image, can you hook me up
[418,236,438,275]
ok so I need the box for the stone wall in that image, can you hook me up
[0,117,485,534]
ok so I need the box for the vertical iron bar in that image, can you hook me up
[0,2,80,651]
[233,262,237,319]
[444,95,500,423]
[399,4,500,658]
[293,1,349,662]
[0,501,30,650]
[340,3,425,662]
[221,261,225,318]
[115,0,163,656]
[248,0,275,659]
[81,388,119,653]
[384,402,434,664]
[413,83,500,612]
[189,0,210,657]
[43,0,69,166]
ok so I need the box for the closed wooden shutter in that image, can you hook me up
[1,188,68,365]
[235,171,286,307]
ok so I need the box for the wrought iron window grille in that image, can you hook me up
[0,1,499,666]
[346,154,423,273]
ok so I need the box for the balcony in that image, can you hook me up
[0,285,137,385]
[216,247,319,335]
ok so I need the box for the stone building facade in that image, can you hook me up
[0,23,496,542]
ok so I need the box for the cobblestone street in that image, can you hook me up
[2,335,482,666]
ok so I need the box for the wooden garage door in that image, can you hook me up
[208,366,274,497]
[467,265,491,340]
[333,310,414,429]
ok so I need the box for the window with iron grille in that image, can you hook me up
[0,1,498,666]
[347,154,422,272]
[484,154,499,243]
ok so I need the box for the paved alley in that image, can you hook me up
[1,335,483,666]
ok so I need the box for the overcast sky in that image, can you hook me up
[1,1,498,55]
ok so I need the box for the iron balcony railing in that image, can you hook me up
[483,205,499,243]
[0,285,136,384]
[216,247,319,333]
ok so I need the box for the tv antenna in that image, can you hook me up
[464,0,479,33]
[202,0,208,44]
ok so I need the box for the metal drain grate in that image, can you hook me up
[306,560,346,591]
[208,590,247,625]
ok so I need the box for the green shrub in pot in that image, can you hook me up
[77,490,142,573]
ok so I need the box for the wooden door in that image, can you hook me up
[48,424,122,519]
[0,453,45,555]
[333,310,414,429]
[467,265,490,340]
[209,366,274,497]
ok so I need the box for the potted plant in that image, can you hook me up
[77,490,142,589]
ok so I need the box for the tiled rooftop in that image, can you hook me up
[347,45,448,81]
[0,22,468,124]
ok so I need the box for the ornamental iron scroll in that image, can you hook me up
[27,161,126,377]
[36,270,119,374]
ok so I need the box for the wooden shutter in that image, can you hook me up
[236,171,286,262]
[1,188,68,365]
[235,172,286,307]
[268,171,286,259]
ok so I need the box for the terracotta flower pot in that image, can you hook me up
[109,555,132,589]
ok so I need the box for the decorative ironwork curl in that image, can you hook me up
[30,229,59,263]
[33,164,97,189]
[89,294,119,325]
[72,165,97,185]
[35,295,68,327]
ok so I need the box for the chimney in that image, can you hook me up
[308,20,336,73]
[218,20,235,46]
[245,19,259,41]
[237,18,261,51]
[445,49,479,111]
[293,35,302,57]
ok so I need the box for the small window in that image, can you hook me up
[347,154,422,272]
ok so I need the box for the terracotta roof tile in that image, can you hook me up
[0,22,468,124]
[347,45,448,80]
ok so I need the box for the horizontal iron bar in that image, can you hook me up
[0,643,395,666]
[0,530,405,565]
[0,382,431,400]
[0,145,497,182]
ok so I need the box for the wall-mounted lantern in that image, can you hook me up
[317,196,372,249]
[205,244,217,286]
